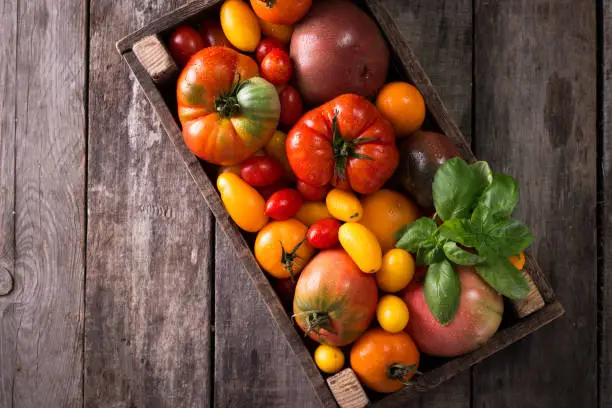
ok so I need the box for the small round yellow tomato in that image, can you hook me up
[509,252,525,270]
[314,344,345,374]
[265,130,294,177]
[360,189,421,252]
[326,189,363,222]
[221,0,261,52]
[295,201,332,226]
[255,219,314,279]
[376,295,409,333]
[338,223,382,273]
[377,249,415,292]
[218,164,242,177]
[259,18,293,44]
[217,172,268,232]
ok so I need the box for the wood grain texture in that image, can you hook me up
[472,1,597,407]
[0,0,86,406]
[132,35,178,84]
[85,1,213,407]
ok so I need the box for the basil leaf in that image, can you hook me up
[442,242,484,265]
[475,256,530,300]
[416,246,446,265]
[433,158,487,221]
[395,217,437,252]
[424,260,461,325]
[478,219,534,258]
[438,219,479,247]
[472,173,519,228]
[471,161,493,188]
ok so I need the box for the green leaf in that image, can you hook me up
[433,158,489,221]
[416,246,446,265]
[424,260,461,325]
[471,161,493,188]
[442,242,484,265]
[395,217,437,252]
[438,219,479,247]
[475,256,530,300]
[477,219,534,258]
[471,173,519,228]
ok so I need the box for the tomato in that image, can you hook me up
[377,295,410,333]
[338,223,382,273]
[251,0,311,25]
[259,18,293,44]
[168,26,205,67]
[326,189,363,222]
[273,277,297,309]
[287,94,399,194]
[255,219,314,279]
[295,201,333,226]
[307,218,341,249]
[257,178,292,200]
[314,344,345,374]
[240,156,284,187]
[264,131,293,177]
[265,188,303,220]
[376,82,426,138]
[360,189,421,252]
[509,252,525,270]
[220,0,261,52]
[178,47,281,165]
[377,249,414,293]
[218,164,242,177]
[294,249,378,346]
[350,328,420,393]
[279,85,303,127]
[199,18,233,48]
[217,172,268,232]
[260,48,292,86]
[297,180,329,201]
[255,37,287,63]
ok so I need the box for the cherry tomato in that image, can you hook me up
[217,172,268,232]
[314,344,345,374]
[339,223,382,273]
[261,48,292,86]
[377,249,415,293]
[307,218,341,249]
[326,189,363,222]
[199,18,233,48]
[255,37,287,63]
[509,252,526,270]
[168,26,205,67]
[376,294,409,333]
[257,178,292,200]
[264,131,294,177]
[297,180,328,201]
[279,85,303,127]
[295,202,333,226]
[221,0,261,52]
[259,18,293,44]
[265,188,303,220]
[241,156,284,187]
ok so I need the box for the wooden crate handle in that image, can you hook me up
[327,368,370,408]
[512,269,545,318]
[132,35,178,84]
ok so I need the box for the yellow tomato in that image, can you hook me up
[376,82,426,137]
[259,18,293,44]
[360,189,421,252]
[509,252,526,270]
[376,295,409,333]
[314,344,345,374]
[218,164,241,177]
[221,0,261,52]
[377,249,415,293]
[326,189,363,222]
[338,223,382,273]
[265,130,294,177]
[217,172,268,232]
[254,219,314,279]
[295,201,332,226]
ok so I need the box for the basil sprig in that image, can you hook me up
[396,158,533,325]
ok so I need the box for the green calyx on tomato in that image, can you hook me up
[261,0,276,8]
[386,363,419,385]
[293,310,336,339]
[331,113,376,181]
[215,76,244,118]
[281,237,307,281]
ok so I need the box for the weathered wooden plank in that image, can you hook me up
[473,1,597,406]
[85,1,213,407]
[0,0,86,406]
[377,1,472,406]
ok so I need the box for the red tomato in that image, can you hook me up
[241,156,284,187]
[307,218,341,249]
[256,37,287,63]
[287,94,399,194]
[265,188,303,220]
[168,26,205,67]
[261,48,292,86]
[297,180,329,201]
[199,18,233,48]
[257,178,292,200]
[274,277,298,310]
[279,85,303,127]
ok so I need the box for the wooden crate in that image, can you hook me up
[117,1,564,406]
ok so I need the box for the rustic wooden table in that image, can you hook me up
[0,0,607,407]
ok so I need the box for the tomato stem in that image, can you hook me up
[386,363,419,385]
[331,112,377,182]
[215,75,245,118]
[261,0,276,7]
[292,310,337,339]
[280,237,307,281]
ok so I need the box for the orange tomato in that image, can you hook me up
[509,252,526,270]
[251,0,311,25]
[350,328,420,393]
[258,18,294,44]
[376,82,426,138]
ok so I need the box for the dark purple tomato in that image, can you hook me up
[168,26,205,67]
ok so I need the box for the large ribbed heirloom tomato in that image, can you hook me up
[177,46,281,165]
[286,94,399,194]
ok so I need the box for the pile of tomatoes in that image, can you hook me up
[168,0,435,395]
